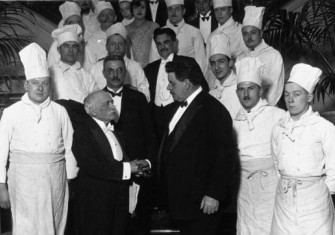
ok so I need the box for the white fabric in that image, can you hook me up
[209,71,241,119]
[92,117,131,180]
[150,20,207,73]
[20,43,49,80]
[119,0,132,2]
[213,0,232,8]
[122,17,135,26]
[149,1,159,22]
[288,63,322,93]
[169,86,202,134]
[0,93,78,182]
[199,12,211,43]
[236,56,264,86]
[106,86,123,116]
[50,61,99,103]
[237,40,285,106]
[155,53,174,107]
[243,6,265,30]
[271,107,335,194]
[106,22,128,40]
[83,29,108,71]
[51,24,82,46]
[165,0,184,7]
[90,56,150,102]
[59,1,81,21]
[208,32,231,58]
[94,1,114,16]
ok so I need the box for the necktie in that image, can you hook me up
[201,16,209,21]
[107,90,123,97]
[179,100,188,107]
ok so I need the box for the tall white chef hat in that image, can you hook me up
[106,22,128,40]
[165,0,184,7]
[95,1,114,16]
[19,43,49,80]
[236,57,264,86]
[243,6,265,30]
[287,63,322,94]
[208,33,231,58]
[51,24,82,46]
[59,1,81,21]
[213,0,232,9]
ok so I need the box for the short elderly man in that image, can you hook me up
[0,43,78,235]
[157,57,235,235]
[237,6,284,106]
[234,57,285,235]
[72,90,148,235]
[50,24,99,103]
[90,22,150,101]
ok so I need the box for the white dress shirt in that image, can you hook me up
[209,71,241,119]
[234,99,285,162]
[199,11,212,43]
[50,61,99,103]
[169,86,202,134]
[0,94,79,183]
[150,19,207,73]
[149,1,159,22]
[237,40,285,106]
[271,107,335,194]
[106,86,123,116]
[92,117,131,180]
[90,56,150,102]
[154,53,174,106]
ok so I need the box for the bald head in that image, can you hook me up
[84,90,118,123]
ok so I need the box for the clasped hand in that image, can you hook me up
[130,159,151,177]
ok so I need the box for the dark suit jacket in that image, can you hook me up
[144,55,209,104]
[188,9,218,34]
[146,0,168,27]
[72,117,130,234]
[103,86,157,165]
[157,90,235,220]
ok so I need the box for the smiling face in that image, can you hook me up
[236,81,262,111]
[284,82,313,121]
[24,77,51,104]
[242,25,263,50]
[209,54,232,82]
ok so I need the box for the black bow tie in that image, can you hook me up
[178,101,188,107]
[107,90,123,97]
[173,24,178,27]
[201,16,210,21]
[150,1,158,4]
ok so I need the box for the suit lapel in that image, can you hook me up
[168,92,204,152]
[195,16,200,28]
[211,13,218,32]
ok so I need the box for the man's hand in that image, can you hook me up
[0,183,10,209]
[136,160,150,172]
[200,195,219,214]
[130,159,141,174]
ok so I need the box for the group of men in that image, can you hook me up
[0,0,334,235]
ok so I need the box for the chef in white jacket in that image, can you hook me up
[208,33,241,119]
[237,6,284,106]
[0,43,78,235]
[234,57,285,235]
[271,63,335,235]
[49,24,99,103]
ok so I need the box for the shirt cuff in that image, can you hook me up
[145,159,151,169]
[123,162,131,180]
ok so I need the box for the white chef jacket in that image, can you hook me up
[237,40,285,106]
[209,71,241,119]
[90,56,150,102]
[0,93,79,183]
[271,107,335,194]
[150,19,207,73]
[50,61,99,103]
[234,99,285,162]
[121,17,135,26]
[83,29,108,71]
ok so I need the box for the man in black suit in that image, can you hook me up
[102,55,156,234]
[157,57,235,235]
[72,90,148,235]
[187,0,218,44]
[144,27,208,140]
[147,0,168,27]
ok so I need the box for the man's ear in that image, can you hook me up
[308,93,314,103]
[183,8,186,16]
[184,79,191,90]
[23,81,28,92]
[57,46,61,55]
[259,86,264,97]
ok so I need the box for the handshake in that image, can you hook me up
[130,159,151,177]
